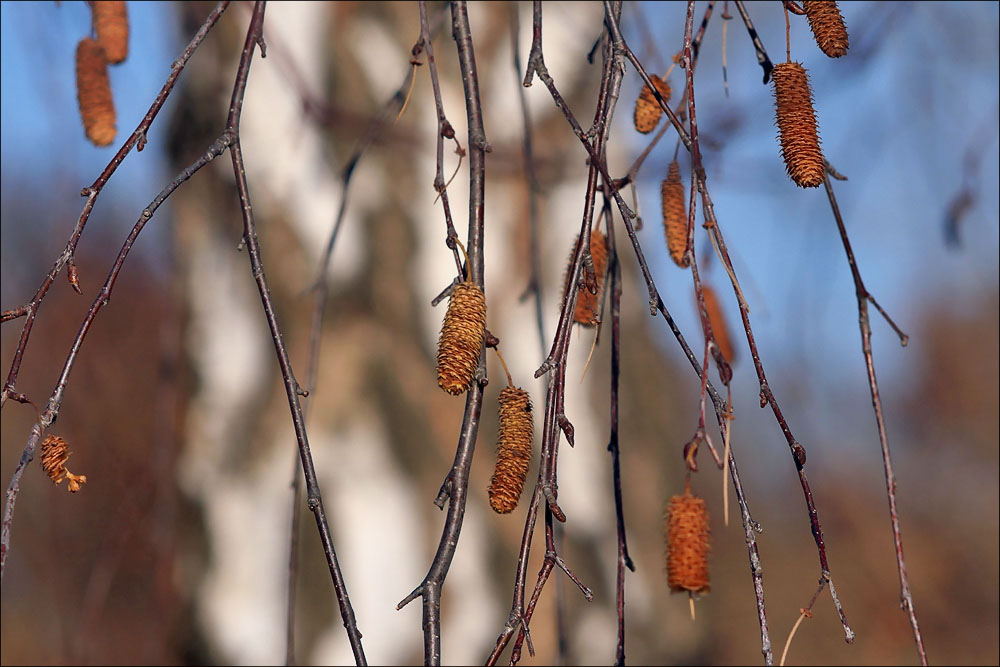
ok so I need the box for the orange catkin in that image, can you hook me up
[436,281,486,395]
[92,1,129,64]
[803,1,849,58]
[564,230,608,326]
[633,74,672,134]
[771,62,824,188]
[700,284,735,364]
[661,160,689,268]
[40,435,88,493]
[666,491,710,595]
[488,387,533,514]
[75,38,116,147]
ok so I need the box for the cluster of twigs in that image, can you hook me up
[1,2,928,666]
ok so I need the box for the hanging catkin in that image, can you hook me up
[661,160,689,268]
[92,1,129,64]
[771,62,824,188]
[488,386,533,514]
[633,74,672,134]
[803,1,849,58]
[40,435,88,493]
[701,284,735,364]
[666,491,710,594]
[75,38,116,147]
[436,281,487,395]
[563,230,608,326]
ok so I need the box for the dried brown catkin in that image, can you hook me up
[75,38,116,147]
[666,491,710,594]
[771,62,824,188]
[40,435,88,493]
[92,1,129,64]
[436,281,486,395]
[488,387,533,514]
[803,1,849,58]
[701,284,735,364]
[563,230,608,326]
[661,160,689,268]
[633,74,672,134]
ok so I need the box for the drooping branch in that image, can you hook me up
[396,4,490,665]
[822,172,926,665]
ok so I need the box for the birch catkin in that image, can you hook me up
[771,62,824,188]
[661,160,689,268]
[564,230,608,326]
[75,38,116,147]
[701,284,735,364]
[92,1,129,64]
[633,75,672,134]
[666,491,710,594]
[488,387,533,514]
[803,1,849,58]
[436,281,487,395]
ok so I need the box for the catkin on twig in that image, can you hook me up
[661,160,689,268]
[563,230,609,326]
[436,281,487,395]
[75,38,116,147]
[771,62,824,188]
[700,284,735,364]
[803,1,849,58]
[488,387,533,514]
[92,1,129,64]
[633,74,672,134]
[666,491,710,594]
[40,435,88,493]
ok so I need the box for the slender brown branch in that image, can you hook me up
[223,3,367,665]
[396,4,490,665]
[733,0,774,83]
[0,1,231,413]
[1,130,233,580]
[822,173,926,665]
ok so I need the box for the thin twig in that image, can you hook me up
[733,0,774,83]
[396,4,490,665]
[0,1,231,413]
[822,173,926,664]
[224,3,368,665]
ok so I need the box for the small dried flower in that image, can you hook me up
[771,62,824,188]
[661,160,689,268]
[40,435,88,493]
[92,1,129,64]
[488,387,533,514]
[634,74,672,134]
[803,1,849,58]
[666,491,710,594]
[75,38,116,147]
[436,281,487,395]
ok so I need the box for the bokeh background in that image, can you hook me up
[1,1,997,665]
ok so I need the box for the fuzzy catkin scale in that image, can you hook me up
[488,387,533,514]
[701,284,735,364]
[93,1,129,64]
[771,62,824,188]
[633,75,672,134]
[666,492,711,594]
[40,435,87,492]
[75,38,116,147]
[661,160,689,268]
[803,1,849,58]
[563,230,609,326]
[436,281,486,395]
